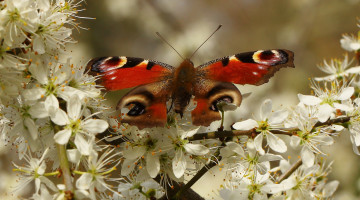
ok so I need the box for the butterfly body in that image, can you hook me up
[88,50,294,129]
[171,59,196,116]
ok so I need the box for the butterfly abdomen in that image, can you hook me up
[172,59,196,116]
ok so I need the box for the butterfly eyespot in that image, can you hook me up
[126,102,146,116]
[210,96,233,111]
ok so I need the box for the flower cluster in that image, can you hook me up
[0,0,120,199]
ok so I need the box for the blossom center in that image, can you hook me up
[68,119,81,134]
[248,183,262,199]
[8,8,20,22]
[257,120,269,132]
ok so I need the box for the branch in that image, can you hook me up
[175,160,218,198]
[189,116,351,141]
[57,144,74,199]
[278,159,303,183]
[155,177,205,200]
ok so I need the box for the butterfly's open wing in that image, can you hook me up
[191,49,294,126]
[192,80,242,126]
[116,81,172,129]
[87,56,174,129]
[196,49,294,86]
[87,57,174,90]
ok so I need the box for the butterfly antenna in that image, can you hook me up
[189,24,222,60]
[156,32,185,60]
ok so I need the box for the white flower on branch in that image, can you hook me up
[298,80,354,122]
[5,97,46,154]
[340,34,360,52]
[314,55,360,81]
[280,160,339,199]
[167,126,209,178]
[220,140,283,175]
[53,95,108,155]
[120,127,166,178]
[116,179,164,200]
[0,0,37,47]
[220,170,288,200]
[12,148,57,194]
[232,99,288,154]
[32,8,74,54]
[289,103,334,167]
[346,98,360,155]
[75,148,121,199]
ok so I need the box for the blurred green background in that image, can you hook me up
[73,0,360,199]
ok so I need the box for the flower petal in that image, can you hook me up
[290,135,301,148]
[67,149,81,164]
[323,180,339,197]
[146,153,160,178]
[184,143,209,155]
[267,133,287,153]
[258,153,283,162]
[232,119,258,130]
[67,95,81,120]
[33,36,45,54]
[54,129,71,144]
[22,88,45,101]
[317,104,333,123]
[254,134,265,155]
[29,102,49,118]
[301,147,315,167]
[298,94,322,106]
[226,142,245,157]
[29,63,48,85]
[76,173,92,190]
[338,87,354,100]
[346,66,360,74]
[50,109,69,126]
[334,103,352,112]
[172,150,186,178]
[121,158,137,176]
[260,99,272,120]
[123,146,146,159]
[24,117,38,140]
[82,119,109,134]
[74,134,91,156]
[268,110,288,125]
[45,94,59,115]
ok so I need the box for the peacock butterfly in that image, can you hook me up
[87,49,294,129]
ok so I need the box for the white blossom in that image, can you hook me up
[298,80,354,122]
[220,140,283,175]
[75,149,121,199]
[13,148,57,194]
[340,34,360,52]
[233,99,288,154]
[53,95,108,155]
[315,55,360,81]
[288,103,334,167]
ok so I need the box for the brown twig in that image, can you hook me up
[189,116,351,141]
[175,160,218,198]
[278,159,303,183]
[155,177,205,200]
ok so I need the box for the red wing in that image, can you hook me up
[196,50,294,86]
[117,81,171,129]
[87,56,174,91]
[192,81,242,126]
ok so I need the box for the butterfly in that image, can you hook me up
[87,49,294,129]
